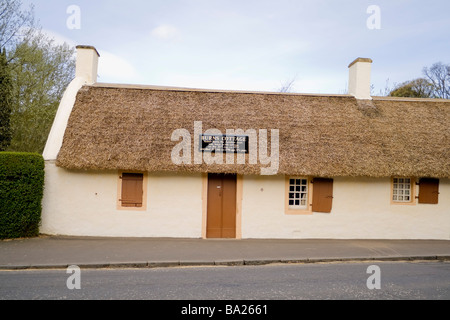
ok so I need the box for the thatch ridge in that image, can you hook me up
[55,85,450,178]
[91,82,353,98]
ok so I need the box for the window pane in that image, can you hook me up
[393,177,414,203]
[288,177,309,209]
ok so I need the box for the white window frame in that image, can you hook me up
[288,177,309,210]
[391,177,415,205]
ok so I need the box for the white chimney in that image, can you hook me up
[348,57,373,100]
[75,45,100,84]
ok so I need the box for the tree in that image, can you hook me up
[389,78,433,98]
[0,0,76,153]
[0,48,12,151]
[423,62,450,99]
[0,0,36,53]
[8,35,75,153]
[388,62,450,99]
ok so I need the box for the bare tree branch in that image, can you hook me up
[0,0,36,51]
[278,75,298,93]
[423,62,450,99]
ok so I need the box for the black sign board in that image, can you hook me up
[200,134,249,154]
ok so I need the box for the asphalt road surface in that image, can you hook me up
[0,261,449,301]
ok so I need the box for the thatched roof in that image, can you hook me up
[56,83,450,178]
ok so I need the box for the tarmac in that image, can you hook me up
[0,235,449,270]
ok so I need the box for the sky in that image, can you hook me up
[20,0,450,95]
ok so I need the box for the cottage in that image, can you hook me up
[41,45,450,239]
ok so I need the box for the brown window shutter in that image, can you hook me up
[418,178,439,204]
[121,173,144,207]
[312,178,334,213]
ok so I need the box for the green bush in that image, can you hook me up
[0,152,44,239]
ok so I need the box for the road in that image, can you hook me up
[0,261,449,301]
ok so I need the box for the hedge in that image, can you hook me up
[0,152,44,239]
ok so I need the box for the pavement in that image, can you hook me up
[0,236,449,270]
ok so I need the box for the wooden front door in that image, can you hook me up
[312,178,334,213]
[207,173,237,238]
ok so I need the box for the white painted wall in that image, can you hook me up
[42,165,449,239]
[241,176,450,240]
[41,162,203,238]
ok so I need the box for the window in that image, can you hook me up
[289,178,309,209]
[418,178,439,204]
[285,177,334,214]
[285,177,312,214]
[119,172,146,209]
[392,177,414,204]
